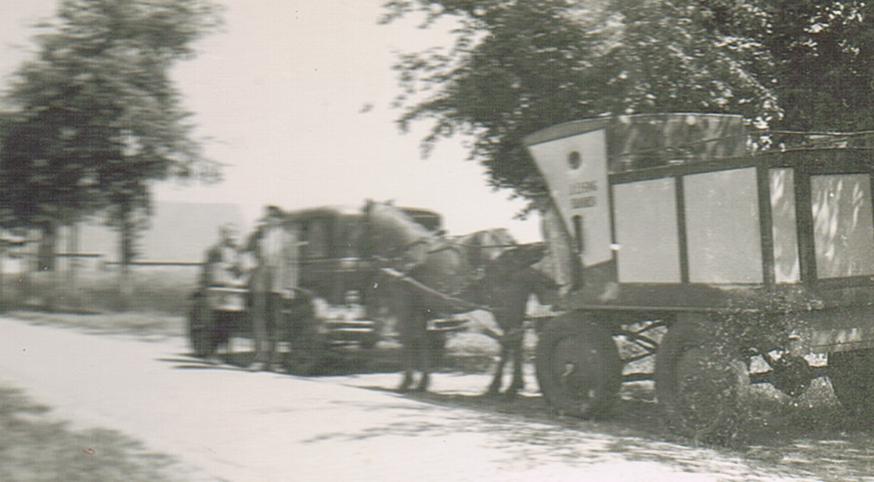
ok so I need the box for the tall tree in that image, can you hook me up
[0,0,222,305]
[699,0,874,132]
[385,0,874,198]
[383,0,779,198]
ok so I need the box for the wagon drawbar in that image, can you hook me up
[525,113,874,438]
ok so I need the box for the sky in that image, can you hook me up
[0,0,541,241]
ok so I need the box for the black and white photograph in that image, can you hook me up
[1,1,874,480]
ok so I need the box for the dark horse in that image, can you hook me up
[364,200,557,396]
[477,245,558,397]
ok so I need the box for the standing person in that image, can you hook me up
[200,223,245,364]
[204,223,243,287]
[247,206,298,371]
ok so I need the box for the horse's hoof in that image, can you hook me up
[398,377,415,392]
[484,387,501,398]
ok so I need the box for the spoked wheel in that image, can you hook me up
[828,349,874,417]
[188,292,216,358]
[535,313,622,418]
[656,319,749,440]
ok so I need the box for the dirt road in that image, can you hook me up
[0,317,870,481]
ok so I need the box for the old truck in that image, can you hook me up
[525,113,874,437]
[188,204,448,373]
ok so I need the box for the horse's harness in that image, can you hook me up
[385,234,521,259]
[373,231,543,346]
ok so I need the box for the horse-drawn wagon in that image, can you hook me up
[525,112,874,437]
[187,204,457,373]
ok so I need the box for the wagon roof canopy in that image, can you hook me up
[525,113,874,175]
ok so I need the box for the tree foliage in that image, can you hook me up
[702,0,874,132]
[0,0,222,232]
[383,0,874,198]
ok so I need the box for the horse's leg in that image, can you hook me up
[415,334,431,392]
[506,334,525,399]
[267,293,280,369]
[396,292,418,392]
[398,336,416,392]
[413,310,434,392]
[487,342,509,396]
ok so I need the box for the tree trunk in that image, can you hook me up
[66,223,80,309]
[18,230,35,308]
[39,221,59,311]
[0,244,6,311]
[117,212,135,312]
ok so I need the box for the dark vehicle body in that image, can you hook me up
[187,204,443,372]
[289,205,441,308]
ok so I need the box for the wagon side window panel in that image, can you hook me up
[810,173,874,279]
[770,168,801,283]
[613,178,682,283]
[684,167,763,284]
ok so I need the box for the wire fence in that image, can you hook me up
[1,251,203,314]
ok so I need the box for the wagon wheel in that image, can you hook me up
[828,349,874,417]
[535,313,622,419]
[188,291,216,358]
[655,319,749,440]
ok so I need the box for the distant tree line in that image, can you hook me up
[0,0,222,307]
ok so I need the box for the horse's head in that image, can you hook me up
[362,199,434,264]
[483,242,561,305]
[479,228,516,264]
[486,242,547,277]
[453,228,517,270]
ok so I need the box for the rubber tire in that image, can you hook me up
[285,318,325,376]
[656,319,749,441]
[188,292,216,358]
[425,331,446,366]
[535,313,622,419]
[829,349,874,417]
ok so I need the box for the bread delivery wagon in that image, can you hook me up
[525,113,874,438]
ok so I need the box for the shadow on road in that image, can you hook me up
[161,347,493,376]
[310,377,874,481]
[164,348,874,481]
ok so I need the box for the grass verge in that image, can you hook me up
[0,385,191,482]
[6,310,185,340]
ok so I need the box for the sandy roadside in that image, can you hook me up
[0,317,840,481]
